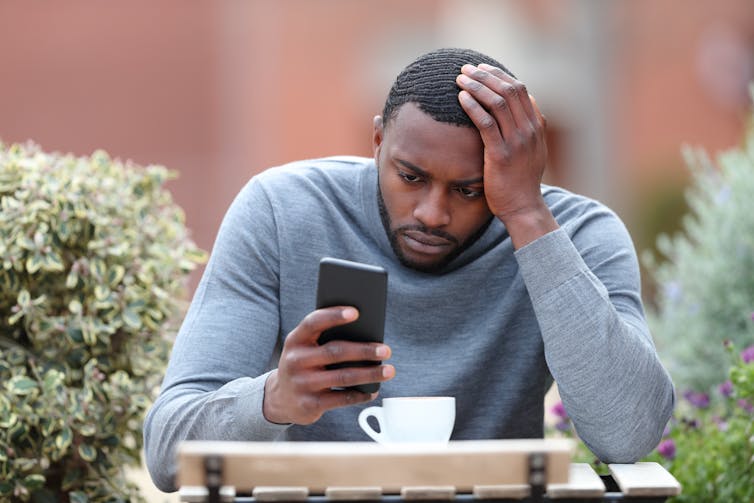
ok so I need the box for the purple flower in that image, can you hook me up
[712,416,729,432]
[550,401,568,419]
[683,390,710,409]
[657,439,676,460]
[718,380,734,397]
[741,345,754,364]
[737,399,754,413]
[555,420,570,432]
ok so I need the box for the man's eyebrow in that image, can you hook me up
[396,158,429,177]
[396,158,484,186]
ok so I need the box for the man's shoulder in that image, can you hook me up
[542,184,617,218]
[254,156,373,185]
[241,156,374,216]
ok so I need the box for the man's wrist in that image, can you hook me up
[262,370,290,425]
[496,202,559,250]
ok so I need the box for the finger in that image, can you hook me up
[311,388,378,412]
[476,63,539,128]
[284,341,391,370]
[458,90,507,156]
[316,340,391,367]
[456,70,516,141]
[307,364,395,392]
[286,306,359,346]
[528,94,547,129]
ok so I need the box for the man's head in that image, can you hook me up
[381,48,516,130]
[374,48,514,273]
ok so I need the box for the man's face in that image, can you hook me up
[373,103,493,273]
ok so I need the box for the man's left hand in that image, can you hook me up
[456,63,558,248]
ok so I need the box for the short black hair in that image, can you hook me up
[382,48,516,129]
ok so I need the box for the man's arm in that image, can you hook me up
[457,64,674,461]
[516,214,674,462]
[143,178,393,491]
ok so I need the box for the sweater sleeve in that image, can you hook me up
[143,178,290,492]
[514,216,675,463]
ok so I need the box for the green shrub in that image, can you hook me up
[549,343,754,502]
[643,95,754,392]
[643,343,754,502]
[0,141,206,502]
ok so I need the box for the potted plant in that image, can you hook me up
[0,141,206,502]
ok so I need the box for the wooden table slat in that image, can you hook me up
[608,462,681,497]
[472,484,530,499]
[177,440,573,493]
[400,486,456,500]
[252,486,309,501]
[179,485,235,502]
[324,486,383,500]
[547,463,606,499]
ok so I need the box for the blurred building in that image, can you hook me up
[1,0,753,285]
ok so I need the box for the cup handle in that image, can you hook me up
[358,406,387,443]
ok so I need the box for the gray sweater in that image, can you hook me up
[143,156,674,492]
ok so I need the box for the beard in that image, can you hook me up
[376,180,492,274]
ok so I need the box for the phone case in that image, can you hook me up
[316,257,388,393]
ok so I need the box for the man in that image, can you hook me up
[144,48,675,492]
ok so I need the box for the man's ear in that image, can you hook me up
[372,115,384,164]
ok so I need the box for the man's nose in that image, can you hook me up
[413,187,451,228]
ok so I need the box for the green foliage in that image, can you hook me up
[548,344,754,501]
[643,96,754,392]
[0,141,206,502]
[643,345,754,502]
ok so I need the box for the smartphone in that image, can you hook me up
[316,257,388,393]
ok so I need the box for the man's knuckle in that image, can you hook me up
[466,79,482,91]
[290,372,308,389]
[501,83,518,99]
[335,369,354,387]
[479,116,497,130]
[491,95,508,112]
[299,312,318,332]
[282,350,301,369]
[526,127,538,143]
[490,148,512,165]
[324,343,343,360]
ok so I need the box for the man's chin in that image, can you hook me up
[395,247,455,274]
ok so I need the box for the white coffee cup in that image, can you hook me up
[358,396,455,444]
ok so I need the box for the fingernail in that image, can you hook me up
[457,74,472,85]
[342,307,358,320]
[376,345,389,358]
[461,63,476,73]
[382,365,395,378]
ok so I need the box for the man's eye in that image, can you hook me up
[457,187,484,199]
[398,171,421,183]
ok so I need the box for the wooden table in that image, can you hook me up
[176,440,681,502]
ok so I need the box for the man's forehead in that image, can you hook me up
[385,102,475,134]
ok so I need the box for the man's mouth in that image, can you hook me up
[401,230,453,255]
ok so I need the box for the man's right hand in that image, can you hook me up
[262,306,395,425]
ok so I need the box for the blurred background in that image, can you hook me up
[1,0,753,498]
